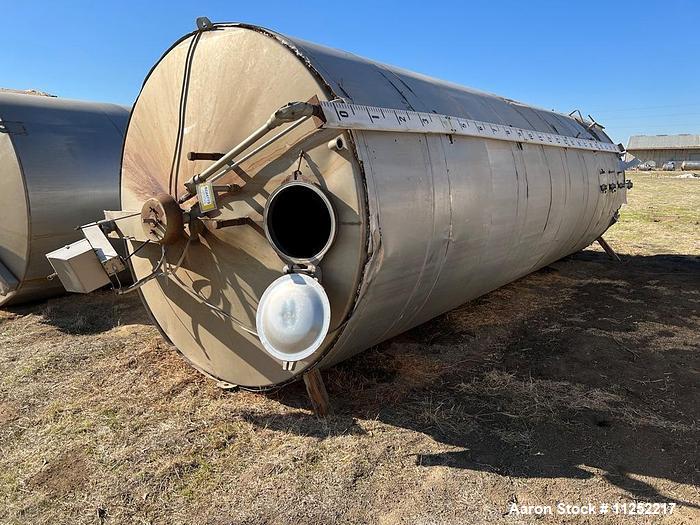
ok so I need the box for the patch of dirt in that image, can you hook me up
[30,449,89,496]
[0,401,19,425]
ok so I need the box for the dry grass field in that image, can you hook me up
[0,171,698,524]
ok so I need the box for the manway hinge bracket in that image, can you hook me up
[0,120,27,135]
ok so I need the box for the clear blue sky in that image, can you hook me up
[2,1,698,144]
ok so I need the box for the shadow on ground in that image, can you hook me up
[244,251,700,507]
[8,289,150,335]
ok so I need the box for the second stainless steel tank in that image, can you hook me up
[0,92,129,306]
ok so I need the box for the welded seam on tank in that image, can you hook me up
[555,150,576,260]
[359,63,452,332]
[367,133,439,342]
[310,135,380,348]
[460,140,497,297]
[557,150,585,254]
[401,134,455,329]
[502,102,549,135]
[508,144,530,281]
[527,148,570,272]
[523,145,554,276]
[375,67,418,111]
[551,112,590,141]
[345,131,383,294]
[482,141,522,284]
[508,143,531,281]
[542,148,554,233]
[559,150,576,257]
[313,130,384,367]
[391,136,447,330]
[324,130,380,336]
[508,144,525,280]
[578,150,602,250]
[571,151,605,251]
[215,23,380,378]
[216,23,341,105]
[98,107,130,138]
[562,150,595,255]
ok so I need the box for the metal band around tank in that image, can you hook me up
[320,101,620,153]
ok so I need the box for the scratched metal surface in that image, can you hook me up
[0,93,129,306]
[122,24,625,386]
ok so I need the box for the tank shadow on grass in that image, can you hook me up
[9,289,149,335]
[245,250,700,508]
[15,248,698,507]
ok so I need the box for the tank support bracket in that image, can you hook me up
[596,236,621,262]
[303,369,332,417]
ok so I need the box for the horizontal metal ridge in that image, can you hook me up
[321,101,618,153]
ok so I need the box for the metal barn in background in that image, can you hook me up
[48,21,630,397]
[0,92,129,306]
[627,134,700,168]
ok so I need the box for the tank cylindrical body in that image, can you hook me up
[0,93,129,306]
[122,24,626,388]
[681,161,700,170]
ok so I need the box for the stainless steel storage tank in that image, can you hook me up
[0,92,129,306]
[115,22,627,388]
[681,161,700,171]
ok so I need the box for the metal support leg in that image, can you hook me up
[303,369,332,417]
[597,236,621,262]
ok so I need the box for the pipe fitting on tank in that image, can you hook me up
[327,136,347,151]
[140,194,185,245]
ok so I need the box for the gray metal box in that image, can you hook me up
[46,239,111,294]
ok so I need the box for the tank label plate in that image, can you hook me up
[320,101,619,153]
[197,182,217,212]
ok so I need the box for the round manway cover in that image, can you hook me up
[256,273,331,363]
